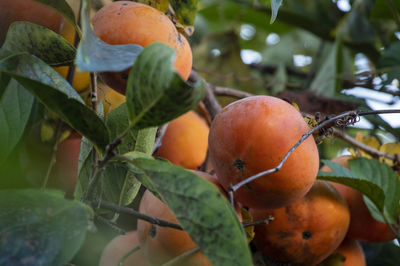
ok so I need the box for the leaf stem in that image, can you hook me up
[161,247,201,266]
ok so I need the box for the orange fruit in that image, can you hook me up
[320,155,396,242]
[92,1,192,94]
[154,111,209,170]
[208,96,319,209]
[0,0,63,45]
[330,238,366,266]
[249,180,350,266]
[98,83,126,114]
[99,231,150,266]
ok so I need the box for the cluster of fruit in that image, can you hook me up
[3,1,396,266]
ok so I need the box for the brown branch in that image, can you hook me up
[332,128,396,161]
[213,86,253,99]
[96,200,183,230]
[242,216,274,228]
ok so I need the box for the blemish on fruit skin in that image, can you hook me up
[232,158,245,176]
[150,225,157,238]
[302,231,312,240]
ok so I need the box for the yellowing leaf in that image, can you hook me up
[241,208,255,243]
[379,142,400,167]
[348,132,380,158]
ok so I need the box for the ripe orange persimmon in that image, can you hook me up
[54,21,90,93]
[208,96,319,209]
[99,231,150,266]
[154,111,209,170]
[0,0,63,45]
[92,1,193,94]
[320,155,396,242]
[249,181,350,266]
[98,83,126,114]
[330,238,366,266]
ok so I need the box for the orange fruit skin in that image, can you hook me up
[249,181,350,266]
[137,189,212,266]
[51,132,81,197]
[333,238,366,266]
[154,111,209,170]
[0,0,63,45]
[92,1,193,94]
[99,231,150,266]
[320,155,396,242]
[208,96,319,209]
[98,83,126,114]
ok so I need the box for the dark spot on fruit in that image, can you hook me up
[150,225,157,238]
[302,231,312,240]
[233,158,245,176]
[245,183,253,190]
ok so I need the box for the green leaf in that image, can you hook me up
[310,39,343,96]
[127,155,252,266]
[0,79,35,165]
[0,54,110,152]
[75,0,142,72]
[378,41,400,85]
[270,0,283,23]
[0,189,92,266]
[0,22,76,66]
[126,42,205,128]
[318,157,400,224]
[170,0,198,27]
[35,0,77,30]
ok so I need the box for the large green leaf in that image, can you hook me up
[170,0,198,27]
[0,79,35,165]
[0,189,92,266]
[0,54,110,152]
[0,22,75,66]
[126,154,252,266]
[318,157,400,224]
[75,0,142,72]
[126,43,205,128]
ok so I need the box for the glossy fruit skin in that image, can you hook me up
[333,238,366,266]
[92,1,192,94]
[137,189,212,266]
[99,231,150,266]
[209,96,319,209]
[249,181,350,266]
[0,0,63,45]
[154,111,209,170]
[320,155,396,242]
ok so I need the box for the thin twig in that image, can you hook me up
[229,109,400,200]
[96,200,183,230]
[332,128,396,161]
[203,82,222,120]
[242,216,274,227]
[95,214,126,234]
[153,124,169,154]
[212,86,253,99]
[118,246,141,266]
[161,247,201,266]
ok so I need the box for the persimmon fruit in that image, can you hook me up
[208,95,319,209]
[249,180,350,266]
[330,238,366,266]
[92,1,193,94]
[98,82,126,114]
[99,231,150,266]
[154,111,209,170]
[320,155,396,242]
[0,0,63,45]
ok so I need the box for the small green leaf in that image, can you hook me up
[126,43,204,128]
[170,0,198,32]
[35,0,77,30]
[0,22,76,66]
[0,189,92,266]
[0,54,110,152]
[270,0,283,23]
[0,79,35,165]
[75,0,142,72]
[127,155,252,266]
[310,39,343,96]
